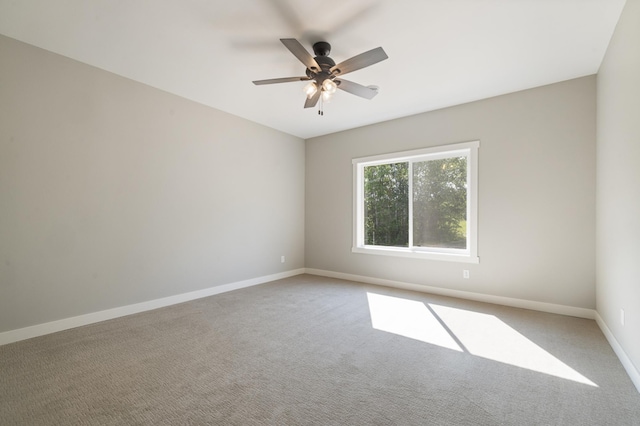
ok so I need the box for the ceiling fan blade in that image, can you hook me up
[330,47,388,76]
[336,79,379,100]
[304,89,321,109]
[280,38,321,71]
[269,0,304,34]
[326,3,379,38]
[253,76,310,85]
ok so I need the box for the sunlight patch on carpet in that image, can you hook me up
[366,293,463,351]
[367,293,598,387]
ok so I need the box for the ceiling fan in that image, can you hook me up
[253,38,388,114]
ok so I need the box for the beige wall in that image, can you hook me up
[0,35,305,332]
[306,76,596,309]
[597,0,640,377]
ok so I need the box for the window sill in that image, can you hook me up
[352,246,479,264]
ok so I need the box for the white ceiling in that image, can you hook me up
[0,0,627,139]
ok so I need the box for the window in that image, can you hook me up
[353,141,479,263]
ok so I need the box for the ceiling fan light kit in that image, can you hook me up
[253,38,388,115]
[303,81,318,98]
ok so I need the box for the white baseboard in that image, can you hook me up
[305,268,596,319]
[595,312,640,393]
[0,268,306,346]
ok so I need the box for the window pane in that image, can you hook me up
[413,157,467,249]
[364,162,409,247]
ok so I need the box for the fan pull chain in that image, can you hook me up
[318,93,324,116]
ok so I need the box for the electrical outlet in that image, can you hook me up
[621,309,625,326]
[463,270,470,279]
[281,255,285,263]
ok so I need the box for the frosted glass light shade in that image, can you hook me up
[303,81,317,98]
[322,79,337,94]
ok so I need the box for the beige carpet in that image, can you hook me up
[1,274,639,425]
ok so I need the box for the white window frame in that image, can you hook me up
[352,141,479,263]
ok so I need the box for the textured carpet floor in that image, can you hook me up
[1,274,639,425]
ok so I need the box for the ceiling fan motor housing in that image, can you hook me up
[312,41,331,57]
[307,42,336,81]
